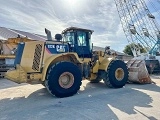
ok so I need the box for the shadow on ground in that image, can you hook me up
[83,82,153,114]
[0,80,158,120]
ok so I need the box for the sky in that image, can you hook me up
[0,0,160,52]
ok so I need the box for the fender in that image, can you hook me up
[41,52,82,81]
[98,57,114,71]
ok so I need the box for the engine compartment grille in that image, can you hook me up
[32,44,42,71]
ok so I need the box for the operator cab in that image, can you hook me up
[62,27,93,58]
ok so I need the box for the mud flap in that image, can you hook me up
[127,59,152,84]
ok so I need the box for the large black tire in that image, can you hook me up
[45,61,82,98]
[146,66,151,74]
[103,60,128,88]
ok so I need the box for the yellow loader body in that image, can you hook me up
[5,27,151,98]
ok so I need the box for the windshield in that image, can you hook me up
[63,32,74,44]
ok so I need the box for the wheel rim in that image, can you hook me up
[115,68,124,81]
[59,72,74,89]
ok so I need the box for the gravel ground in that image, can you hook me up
[0,75,160,120]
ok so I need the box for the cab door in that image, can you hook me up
[75,31,92,58]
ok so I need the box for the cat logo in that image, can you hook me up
[56,45,65,52]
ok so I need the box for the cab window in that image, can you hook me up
[77,31,86,46]
[63,32,74,44]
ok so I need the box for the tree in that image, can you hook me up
[123,44,133,56]
[123,43,147,56]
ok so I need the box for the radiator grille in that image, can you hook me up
[32,44,42,71]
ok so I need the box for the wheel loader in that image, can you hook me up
[5,27,149,98]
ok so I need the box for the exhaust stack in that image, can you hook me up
[45,28,53,41]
